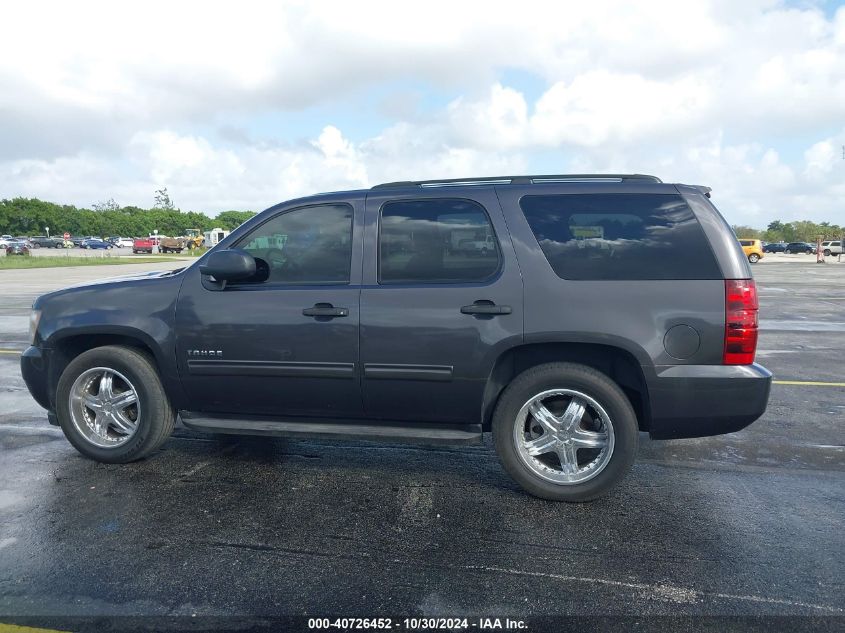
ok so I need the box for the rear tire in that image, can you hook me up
[492,362,638,502]
[785,249,792,254]
[56,345,175,463]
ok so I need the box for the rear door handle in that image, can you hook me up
[460,301,512,316]
[302,303,349,318]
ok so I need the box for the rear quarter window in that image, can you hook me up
[519,193,721,280]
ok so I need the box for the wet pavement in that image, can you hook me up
[0,258,843,626]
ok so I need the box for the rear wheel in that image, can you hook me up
[493,362,638,502]
[56,345,175,463]
[785,248,792,254]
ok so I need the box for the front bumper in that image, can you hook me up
[20,345,52,411]
[647,363,772,439]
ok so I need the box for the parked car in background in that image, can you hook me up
[5,240,30,256]
[821,240,843,256]
[738,239,764,263]
[113,237,134,248]
[29,236,64,248]
[784,242,815,254]
[762,242,786,253]
[69,236,90,247]
[0,235,14,248]
[132,237,155,254]
[80,239,114,250]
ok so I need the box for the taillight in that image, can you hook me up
[724,279,758,365]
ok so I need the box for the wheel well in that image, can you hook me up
[481,343,651,432]
[48,334,159,408]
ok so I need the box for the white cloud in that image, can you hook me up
[0,0,844,226]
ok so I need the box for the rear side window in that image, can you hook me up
[519,193,721,280]
[379,199,500,283]
[739,240,751,246]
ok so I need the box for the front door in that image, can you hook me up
[175,198,364,418]
[360,189,523,424]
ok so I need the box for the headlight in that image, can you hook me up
[28,309,42,345]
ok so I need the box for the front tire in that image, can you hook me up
[56,345,175,463]
[748,253,760,263]
[785,249,792,254]
[492,362,638,502]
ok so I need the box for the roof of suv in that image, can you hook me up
[369,174,713,199]
[372,174,662,189]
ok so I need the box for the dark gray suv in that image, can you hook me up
[21,174,771,501]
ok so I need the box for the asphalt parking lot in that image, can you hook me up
[0,256,843,628]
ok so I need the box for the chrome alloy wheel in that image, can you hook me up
[69,367,141,448]
[513,389,615,485]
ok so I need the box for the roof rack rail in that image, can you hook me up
[372,174,662,189]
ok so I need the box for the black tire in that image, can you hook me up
[748,254,759,263]
[56,345,175,463]
[492,362,638,502]
[824,249,831,256]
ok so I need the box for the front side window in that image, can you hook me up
[379,199,500,283]
[519,193,721,280]
[236,204,352,284]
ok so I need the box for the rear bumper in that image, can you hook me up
[20,345,52,411]
[647,363,772,439]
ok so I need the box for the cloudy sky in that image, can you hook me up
[2,0,844,226]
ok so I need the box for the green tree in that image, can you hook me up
[92,198,120,213]
[153,187,175,211]
[731,225,761,239]
[215,210,257,230]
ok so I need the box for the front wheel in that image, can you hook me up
[493,362,638,502]
[824,249,831,256]
[56,345,175,463]
[785,249,792,254]
[748,253,760,263]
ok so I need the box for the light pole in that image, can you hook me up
[45,226,50,238]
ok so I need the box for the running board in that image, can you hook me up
[179,412,483,445]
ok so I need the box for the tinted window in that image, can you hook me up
[739,240,751,246]
[236,204,352,284]
[379,199,500,283]
[519,194,721,280]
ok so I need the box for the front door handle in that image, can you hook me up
[460,301,512,316]
[303,303,349,318]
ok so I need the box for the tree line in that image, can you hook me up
[2,194,840,245]
[731,220,843,243]
[0,196,257,238]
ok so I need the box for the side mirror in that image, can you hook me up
[199,249,256,288]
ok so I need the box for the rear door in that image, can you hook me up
[360,188,523,424]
